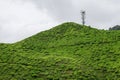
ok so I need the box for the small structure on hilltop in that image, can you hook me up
[81,10,86,25]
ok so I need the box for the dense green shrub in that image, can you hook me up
[1,22,120,79]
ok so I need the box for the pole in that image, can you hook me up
[81,11,85,25]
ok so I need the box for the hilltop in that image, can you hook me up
[1,22,120,79]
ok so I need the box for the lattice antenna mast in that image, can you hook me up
[81,11,86,25]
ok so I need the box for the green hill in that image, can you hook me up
[1,22,120,80]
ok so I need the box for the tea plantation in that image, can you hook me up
[1,22,120,80]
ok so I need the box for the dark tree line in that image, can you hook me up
[109,25,120,30]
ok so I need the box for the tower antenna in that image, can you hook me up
[81,10,86,25]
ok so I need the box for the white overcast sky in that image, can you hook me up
[0,0,120,43]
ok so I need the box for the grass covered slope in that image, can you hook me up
[1,22,120,79]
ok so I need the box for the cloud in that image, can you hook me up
[30,0,77,22]
[1,0,120,43]
[31,0,120,29]
[0,0,58,43]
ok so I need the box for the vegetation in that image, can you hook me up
[109,25,120,30]
[1,22,120,79]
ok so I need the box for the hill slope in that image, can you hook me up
[1,22,120,79]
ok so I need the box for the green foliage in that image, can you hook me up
[1,22,120,79]
[109,25,120,30]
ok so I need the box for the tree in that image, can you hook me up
[109,25,120,30]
